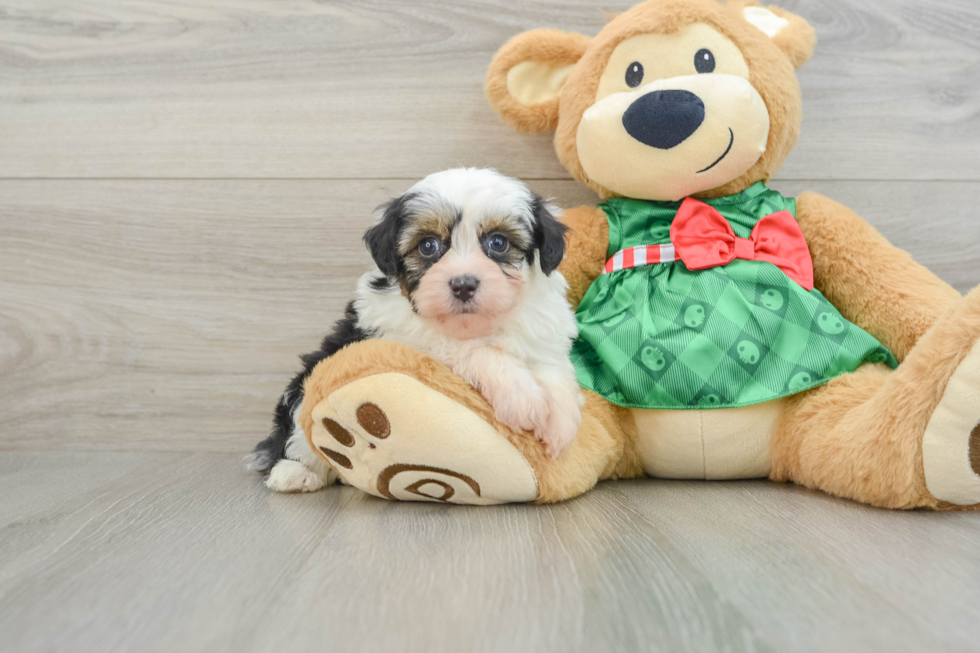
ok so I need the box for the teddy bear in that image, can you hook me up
[298,0,980,510]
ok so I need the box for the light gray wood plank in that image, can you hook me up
[0,179,976,452]
[1,452,978,653]
[612,480,980,653]
[0,0,978,181]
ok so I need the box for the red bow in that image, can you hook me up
[670,197,814,291]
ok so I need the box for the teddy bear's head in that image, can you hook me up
[486,0,816,201]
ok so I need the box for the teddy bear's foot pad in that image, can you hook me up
[308,372,538,504]
[923,339,980,505]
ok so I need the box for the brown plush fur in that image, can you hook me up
[765,5,817,69]
[771,287,980,509]
[557,205,610,307]
[300,339,644,504]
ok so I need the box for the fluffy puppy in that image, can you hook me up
[247,168,583,493]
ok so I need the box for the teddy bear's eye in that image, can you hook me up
[694,48,715,74]
[625,61,644,88]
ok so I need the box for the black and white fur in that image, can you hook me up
[247,168,581,492]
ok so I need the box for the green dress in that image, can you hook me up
[570,182,898,410]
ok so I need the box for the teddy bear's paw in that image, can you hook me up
[922,339,980,506]
[308,372,539,505]
[265,459,329,493]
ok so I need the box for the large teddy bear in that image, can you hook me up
[299,0,980,509]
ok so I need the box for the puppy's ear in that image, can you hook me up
[363,194,411,277]
[530,195,568,276]
[485,29,590,133]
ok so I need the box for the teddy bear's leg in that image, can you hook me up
[299,339,638,505]
[770,287,980,509]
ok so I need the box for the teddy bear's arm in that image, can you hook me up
[795,191,961,361]
[558,205,610,308]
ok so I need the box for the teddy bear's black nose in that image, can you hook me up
[622,89,705,149]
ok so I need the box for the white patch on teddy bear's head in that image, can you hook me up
[743,7,789,38]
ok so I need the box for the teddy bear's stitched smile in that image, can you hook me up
[697,127,735,174]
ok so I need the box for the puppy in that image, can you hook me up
[247,168,583,493]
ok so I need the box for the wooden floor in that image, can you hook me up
[3,453,980,653]
[1,1,979,651]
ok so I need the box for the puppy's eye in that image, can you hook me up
[486,233,510,254]
[418,236,442,258]
[625,61,644,88]
[694,48,715,74]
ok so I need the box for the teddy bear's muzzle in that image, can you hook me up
[576,73,770,201]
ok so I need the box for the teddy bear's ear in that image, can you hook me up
[742,4,817,69]
[486,29,591,133]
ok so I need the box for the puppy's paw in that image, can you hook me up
[535,400,581,459]
[265,459,328,493]
[486,370,550,434]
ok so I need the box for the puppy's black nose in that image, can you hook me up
[449,276,479,302]
[622,89,705,149]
